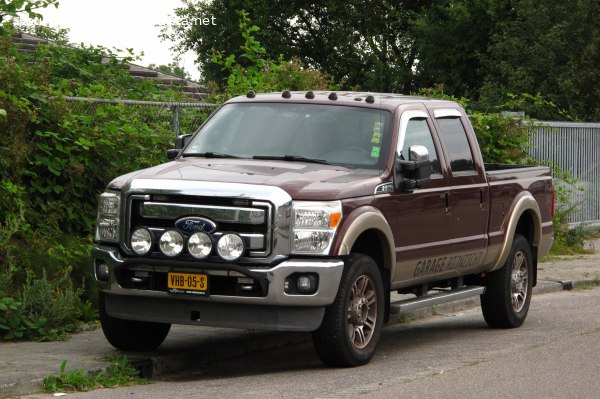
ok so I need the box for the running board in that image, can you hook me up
[389,286,485,315]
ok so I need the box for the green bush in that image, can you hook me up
[0,22,210,341]
[210,11,336,100]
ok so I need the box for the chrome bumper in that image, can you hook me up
[92,245,345,307]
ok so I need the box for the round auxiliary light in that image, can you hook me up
[131,227,152,255]
[159,230,184,257]
[216,233,245,262]
[188,232,213,259]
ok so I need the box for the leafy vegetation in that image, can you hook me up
[42,355,149,393]
[209,11,335,100]
[0,21,210,341]
[165,0,600,121]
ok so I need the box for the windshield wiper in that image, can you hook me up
[184,152,243,159]
[253,155,331,165]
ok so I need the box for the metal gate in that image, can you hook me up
[529,121,600,225]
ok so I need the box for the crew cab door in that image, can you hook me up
[391,106,454,284]
[431,108,489,274]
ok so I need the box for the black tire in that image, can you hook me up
[312,253,385,367]
[481,234,533,328]
[99,292,171,351]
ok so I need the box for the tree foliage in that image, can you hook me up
[479,0,600,120]
[0,23,208,340]
[163,0,427,93]
[148,62,192,80]
[0,0,58,23]
[209,11,335,100]
[165,0,600,121]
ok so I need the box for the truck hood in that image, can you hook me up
[107,158,386,199]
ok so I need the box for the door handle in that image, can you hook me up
[443,192,450,213]
[480,188,485,209]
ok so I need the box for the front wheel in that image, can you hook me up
[481,234,533,328]
[99,292,171,351]
[312,253,385,367]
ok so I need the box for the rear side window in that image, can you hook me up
[437,118,475,172]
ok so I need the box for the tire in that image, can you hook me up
[312,253,385,367]
[99,292,171,351]
[481,234,533,328]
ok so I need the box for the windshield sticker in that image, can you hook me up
[370,146,381,158]
[371,121,383,144]
[370,121,383,158]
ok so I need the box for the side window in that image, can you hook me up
[400,118,440,174]
[436,117,475,172]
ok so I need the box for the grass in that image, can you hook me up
[575,279,600,291]
[42,355,150,393]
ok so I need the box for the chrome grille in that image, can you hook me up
[126,195,272,258]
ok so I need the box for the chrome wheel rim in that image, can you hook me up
[347,274,378,349]
[511,250,529,312]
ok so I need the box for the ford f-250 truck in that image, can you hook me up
[92,91,554,367]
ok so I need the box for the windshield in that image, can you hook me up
[183,102,392,169]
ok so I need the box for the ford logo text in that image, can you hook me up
[175,217,217,233]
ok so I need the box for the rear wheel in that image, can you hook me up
[99,292,171,351]
[312,253,385,367]
[481,234,533,328]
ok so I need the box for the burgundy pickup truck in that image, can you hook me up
[92,91,554,367]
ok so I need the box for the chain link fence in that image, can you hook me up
[62,96,218,135]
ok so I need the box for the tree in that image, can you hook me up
[210,11,335,100]
[0,0,59,25]
[479,0,600,121]
[409,0,511,99]
[162,1,432,93]
[148,62,192,80]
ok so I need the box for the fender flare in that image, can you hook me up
[334,206,395,277]
[490,191,542,272]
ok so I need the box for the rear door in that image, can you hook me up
[430,107,489,275]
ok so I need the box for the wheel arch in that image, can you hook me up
[491,192,542,276]
[334,207,395,279]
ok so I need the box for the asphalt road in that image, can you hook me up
[23,287,600,399]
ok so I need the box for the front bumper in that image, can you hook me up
[93,245,345,331]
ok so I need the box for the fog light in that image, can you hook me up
[131,227,152,255]
[188,232,212,259]
[285,273,318,295]
[297,274,318,293]
[216,233,244,262]
[96,262,109,281]
[159,230,184,257]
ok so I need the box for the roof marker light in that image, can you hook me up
[328,92,338,101]
[365,95,375,104]
[246,90,256,98]
[305,91,315,99]
[282,91,291,98]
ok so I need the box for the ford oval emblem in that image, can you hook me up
[175,217,217,233]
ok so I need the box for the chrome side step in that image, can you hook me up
[389,286,485,315]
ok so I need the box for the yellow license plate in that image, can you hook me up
[167,272,208,296]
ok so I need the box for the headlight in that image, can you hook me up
[217,233,245,262]
[131,227,152,255]
[95,191,121,243]
[159,230,184,257]
[292,201,342,255]
[188,232,213,259]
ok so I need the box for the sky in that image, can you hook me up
[34,0,201,80]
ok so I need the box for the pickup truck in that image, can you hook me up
[92,91,554,367]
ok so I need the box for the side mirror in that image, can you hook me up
[167,134,193,160]
[394,145,432,190]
